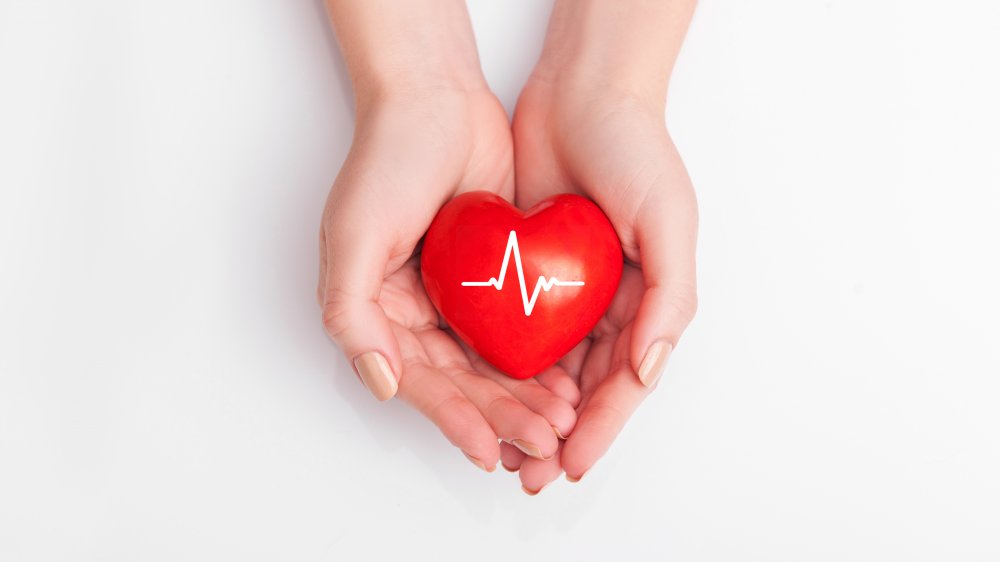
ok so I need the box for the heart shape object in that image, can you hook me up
[420,191,623,379]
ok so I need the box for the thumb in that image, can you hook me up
[320,209,402,401]
[629,171,699,388]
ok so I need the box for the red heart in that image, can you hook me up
[420,191,623,379]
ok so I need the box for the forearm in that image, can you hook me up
[532,0,697,108]
[324,0,487,105]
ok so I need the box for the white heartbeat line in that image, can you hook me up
[461,230,584,316]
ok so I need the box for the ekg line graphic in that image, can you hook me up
[461,230,584,316]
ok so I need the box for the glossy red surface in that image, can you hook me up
[420,191,623,379]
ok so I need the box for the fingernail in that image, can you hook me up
[638,340,673,387]
[463,452,495,473]
[511,439,550,460]
[501,463,518,473]
[552,426,566,440]
[566,472,585,483]
[521,485,543,496]
[353,351,398,401]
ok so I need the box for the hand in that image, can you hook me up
[502,28,698,489]
[319,0,577,472]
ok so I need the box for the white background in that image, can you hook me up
[2,1,999,560]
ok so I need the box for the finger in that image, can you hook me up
[578,333,616,401]
[500,441,526,472]
[321,202,402,401]
[417,329,559,460]
[392,325,500,471]
[453,335,581,409]
[518,449,564,495]
[317,224,327,308]
[557,327,631,481]
[630,163,698,388]
[469,356,578,438]
[532,363,582,409]
[556,337,592,382]
[561,367,651,481]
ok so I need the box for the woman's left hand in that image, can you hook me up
[501,74,699,492]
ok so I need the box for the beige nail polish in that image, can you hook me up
[638,340,673,388]
[552,426,566,440]
[463,452,494,473]
[353,351,398,401]
[566,472,584,483]
[511,439,548,460]
[521,485,542,496]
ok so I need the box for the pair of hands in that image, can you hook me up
[319,1,697,494]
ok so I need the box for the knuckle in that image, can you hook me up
[527,388,572,421]
[666,286,698,321]
[584,399,627,431]
[438,359,474,379]
[484,395,525,419]
[320,289,354,340]
[433,395,487,446]
[431,394,471,421]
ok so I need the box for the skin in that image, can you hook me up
[505,0,700,492]
[320,0,575,471]
[320,0,698,490]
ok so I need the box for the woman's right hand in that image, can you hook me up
[320,0,577,472]
[318,81,578,470]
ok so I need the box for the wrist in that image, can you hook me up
[530,0,696,110]
[525,66,665,117]
[352,69,489,118]
[351,60,489,102]
[326,0,488,110]
[347,27,487,103]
